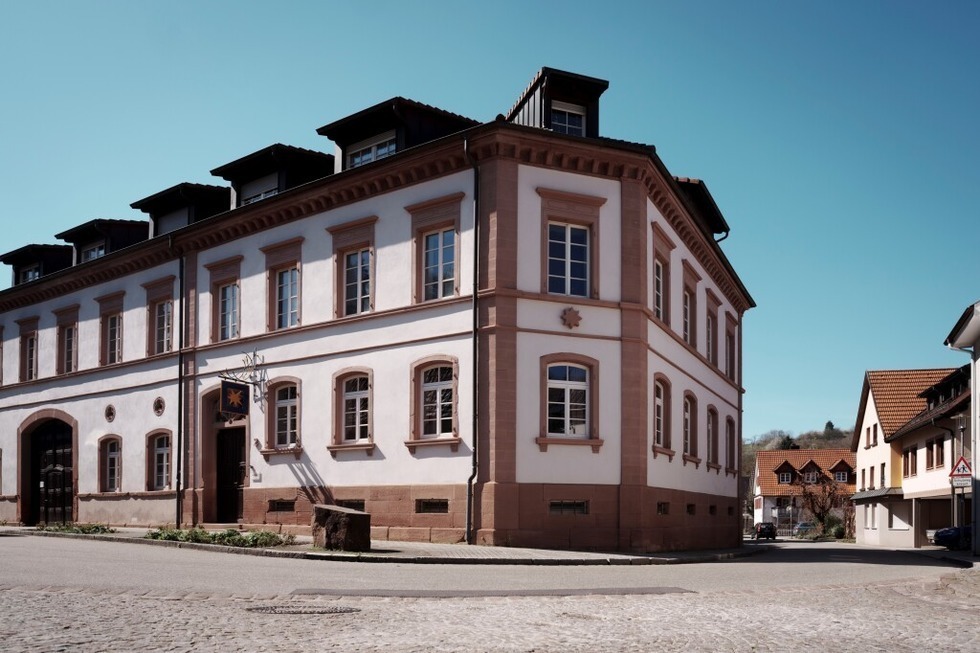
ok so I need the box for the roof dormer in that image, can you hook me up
[210,144,334,208]
[316,97,478,173]
[55,219,149,265]
[0,244,73,286]
[505,67,609,138]
[131,183,230,237]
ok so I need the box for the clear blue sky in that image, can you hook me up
[1,1,977,439]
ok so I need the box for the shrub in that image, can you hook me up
[144,526,294,548]
[37,523,115,535]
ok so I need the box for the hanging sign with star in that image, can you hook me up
[220,379,250,416]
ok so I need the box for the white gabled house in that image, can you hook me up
[0,68,754,552]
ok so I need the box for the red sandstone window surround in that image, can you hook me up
[328,217,377,318]
[328,367,375,458]
[407,356,461,453]
[406,192,463,303]
[536,353,603,453]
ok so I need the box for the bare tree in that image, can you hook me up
[793,473,848,534]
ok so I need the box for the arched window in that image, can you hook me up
[343,375,370,441]
[707,407,719,466]
[99,436,122,492]
[146,432,171,491]
[653,377,672,450]
[726,417,737,470]
[407,357,460,453]
[683,394,698,458]
[274,385,299,447]
[547,364,589,437]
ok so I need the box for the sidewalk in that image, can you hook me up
[0,525,761,566]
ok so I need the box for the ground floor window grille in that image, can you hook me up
[549,500,589,515]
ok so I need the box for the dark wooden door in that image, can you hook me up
[216,427,246,523]
[30,421,73,525]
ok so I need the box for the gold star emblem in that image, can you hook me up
[561,307,582,329]
[226,389,244,408]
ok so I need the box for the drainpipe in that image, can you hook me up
[173,237,185,528]
[464,137,480,545]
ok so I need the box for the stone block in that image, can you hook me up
[311,504,371,551]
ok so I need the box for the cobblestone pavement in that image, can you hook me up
[2,568,979,652]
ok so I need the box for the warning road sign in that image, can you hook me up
[949,456,972,478]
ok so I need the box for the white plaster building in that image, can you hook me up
[0,68,754,552]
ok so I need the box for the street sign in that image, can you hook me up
[951,476,971,488]
[949,456,972,478]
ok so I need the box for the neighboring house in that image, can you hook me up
[851,368,971,547]
[944,301,980,556]
[753,449,856,530]
[0,67,754,553]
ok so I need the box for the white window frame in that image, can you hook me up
[550,100,586,136]
[654,381,666,447]
[803,471,819,484]
[343,376,370,442]
[81,241,106,262]
[218,283,240,340]
[275,266,300,329]
[153,435,170,490]
[19,265,40,284]
[103,439,121,492]
[61,324,76,373]
[348,131,397,168]
[546,364,590,438]
[422,227,456,301]
[653,259,665,321]
[154,299,173,354]
[547,222,589,297]
[105,313,122,365]
[25,333,38,381]
[421,365,455,439]
[778,472,792,484]
[344,248,372,316]
[834,470,848,483]
[275,385,299,447]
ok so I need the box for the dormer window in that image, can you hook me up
[551,101,585,136]
[778,472,792,484]
[81,241,106,262]
[803,471,819,484]
[348,131,396,168]
[18,265,40,284]
[241,188,278,205]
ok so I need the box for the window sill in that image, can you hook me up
[706,462,722,474]
[724,466,738,477]
[652,444,675,461]
[259,445,303,460]
[536,436,604,453]
[682,453,702,469]
[328,441,376,458]
[405,437,461,453]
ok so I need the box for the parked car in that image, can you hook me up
[793,522,816,536]
[754,522,776,540]
[933,525,972,550]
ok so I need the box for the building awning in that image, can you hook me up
[851,487,903,502]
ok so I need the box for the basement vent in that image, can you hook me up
[415,499,449,514]
[549,500,589,515]
[686,503,696,516]
[709,505,717,516]
[657,502,670,515]
[336,499,365,512]
[268,499,296,512]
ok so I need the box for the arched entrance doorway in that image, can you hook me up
[19,414,76,526]
[200,388,248,524]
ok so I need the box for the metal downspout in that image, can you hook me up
[464,138,480,545]
[174,241,185,527]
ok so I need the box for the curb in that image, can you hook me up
[7,529,764,566]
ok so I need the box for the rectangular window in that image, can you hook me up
[24,333,38,381]
[262,238,303,332]
[415,498,449,514]
[329,217,377,318]
[934,438,944,468]
[348,135,397,168]
[872,424,878,446]
[861,468,866,489]
[219,284,239,340]
[725,314,737,382]
[550,101,585,136]
[880,462,885,487]
[102,439,121,492]
[726,419,736,470]
[154,300,173,354]
[344,248,372,315]
[803,471,818,484]
[652,223,675,326]
[549,500,589,515]
[707,410,718,464]
[19,265,40,284]
[683,396,697,456]
[81,241,106,262]
[834,470,849,483]
[60,325,76,373]
[706,312,717,365]
[422,228,455,301]
[653,258,666,321]
[547,364,590,438]
[778,472,792,484]
[97,292,125,366]
[902,448,917,477]
[275,266,300,329]
[548,223,589,297]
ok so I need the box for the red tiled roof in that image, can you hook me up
[866,369,954,436]
[755,449,856,497]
